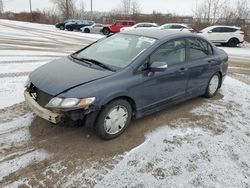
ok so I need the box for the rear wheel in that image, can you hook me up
[227,38,239,47]
[102,28,110,35]
[205,73,220,98]
[95,99,132,140]
[84,28,90,33]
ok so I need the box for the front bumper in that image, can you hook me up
[24,90,63,124]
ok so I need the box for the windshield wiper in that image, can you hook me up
[79,58,116,72]
[70,54,92,66]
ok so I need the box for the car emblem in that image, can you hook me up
[30,92,37,101]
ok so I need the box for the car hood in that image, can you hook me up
[30,56,113,96]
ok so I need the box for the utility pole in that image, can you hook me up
[0,0,4,14]
[29,0,33,22]
[90,0,93,19]
[66,0,69,19]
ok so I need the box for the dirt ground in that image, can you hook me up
[0,20,249,187]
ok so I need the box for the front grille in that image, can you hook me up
[28,83,53,107]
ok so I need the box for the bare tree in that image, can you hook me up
[117,0,140,15]
[51,0,77,19]
[194,0,222,24]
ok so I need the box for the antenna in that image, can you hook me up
[0,0,4,14]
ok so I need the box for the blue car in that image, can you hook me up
[65,20,94,31]
[55,19,77,30]
[24,29,228,139]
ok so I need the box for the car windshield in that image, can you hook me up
[76,33,157,69]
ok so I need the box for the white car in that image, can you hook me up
[120,22,158,31]
[159,23,194,32]
[199,26,244,47]
[81,23,104,34]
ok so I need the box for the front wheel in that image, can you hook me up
[95,99,132,140]
[84,28,90,33]
[102,28,110,35]
[205,73,220,98]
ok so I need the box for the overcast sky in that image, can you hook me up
[4,0,239,16]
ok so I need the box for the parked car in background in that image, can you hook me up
[65,20,94,31]
[120,22,158,31]
[55,19,76,30]
[198,26,244,47]
[101,20,136,35]
[81,23,104,34]
[159,23,194,32]
[25,29,228,139]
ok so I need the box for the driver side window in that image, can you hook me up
[138,39,186,71]
[150,39,186,66]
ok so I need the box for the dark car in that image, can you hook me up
[24,29,228,139]
[65,20,94,31]
[55,19,76,30]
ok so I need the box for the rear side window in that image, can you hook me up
[116,22,121,26]
[150,39,186,66]
[122,22,128,26]
[221,27,238,32]
[171,25,184,29]
[188,38,213,60]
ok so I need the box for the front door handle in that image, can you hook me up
[178,67,187,74]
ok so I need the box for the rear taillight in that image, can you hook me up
[240,32,245,35]
[189,29,194,32]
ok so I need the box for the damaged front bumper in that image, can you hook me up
[24,90,63,124]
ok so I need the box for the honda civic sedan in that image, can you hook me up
[24,29,228,139]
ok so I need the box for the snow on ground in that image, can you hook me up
[0,62,47,74]
[96,77,250,187]
[219,43,250,59]
[0,76,27,109]
[0,114,50,182]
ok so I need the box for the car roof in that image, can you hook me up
[203,25,240,30]
[120,29,195,40]
[162,23,187,26]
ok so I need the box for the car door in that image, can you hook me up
[141,39,188,111]
[207,27,223,42]
[93,25,102,33]
[186,37,217,94]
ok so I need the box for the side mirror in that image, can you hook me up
[208,30,212,33]
[149,61,168,72]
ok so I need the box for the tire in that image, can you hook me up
[204,73,220,98]
[67,27,73,31]
[227,38,239,47]
[95,99,132,140]
[59,25,65,30]
[84,28,90,33]
[102,28,110,35]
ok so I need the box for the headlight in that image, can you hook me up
[46,97,96,109]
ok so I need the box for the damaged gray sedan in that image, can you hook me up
[24,29,228,139]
